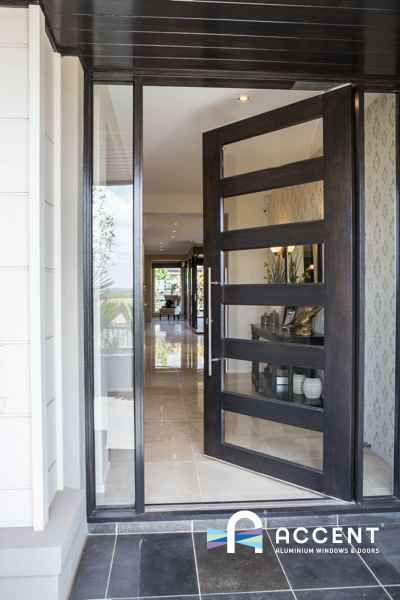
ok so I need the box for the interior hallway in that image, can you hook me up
[144,319,322,504]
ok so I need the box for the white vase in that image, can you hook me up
[303,377,322,401]
[293,374,306,395]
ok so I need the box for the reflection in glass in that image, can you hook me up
[223,181,324,232]
[223,118,323,178]
[93,84,135,506]
[224,305,324,343]
[224,411,323,471]
[223,358,324,409]
[363,93,397,497]
[154,323,182,369]
[224,244,323,285]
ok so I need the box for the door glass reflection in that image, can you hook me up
[223,118,323,178]
[224,411,323,471]
[223,181,324,231]
[224,305,324,343]
[225,244,323,285]
[223,358,325,409]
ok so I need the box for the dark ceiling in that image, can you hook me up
[19,0,400,85]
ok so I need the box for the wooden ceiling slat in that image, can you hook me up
[87,55,396,76]
[48,16,398,44]
[75,43,400,70]
[42,0,400,22]
[55,30,371,54]
[76,45,381,68]
[176,0,400,8]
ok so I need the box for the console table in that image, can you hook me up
[250,324,324,404]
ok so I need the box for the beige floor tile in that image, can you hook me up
[145,461,202,503]
[145,420,195,462]
[195,456,319,501]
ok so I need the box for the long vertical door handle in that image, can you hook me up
[208,266,213,376]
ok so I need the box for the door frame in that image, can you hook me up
[84,71,400,522]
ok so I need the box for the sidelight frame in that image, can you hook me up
[83,69,400,522]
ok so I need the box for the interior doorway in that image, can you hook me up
[142,86,334,504]
[152,263,183,319]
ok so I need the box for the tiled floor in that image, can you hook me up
[144,320,322,504]
[70,525,400,599]
[98,319,393,505]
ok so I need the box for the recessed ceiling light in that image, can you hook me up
[238,94,250,103]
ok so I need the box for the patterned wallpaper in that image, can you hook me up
[364,94,397,469]
[266,180,323,226]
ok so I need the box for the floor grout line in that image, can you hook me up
[82,588,394,600]
[292,584,382,592]
[191,520,202,599]
[266,528,298,600]
[342,531,394,600]
[104,533,118,599]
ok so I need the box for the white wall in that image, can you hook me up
[0,6,84,531]
[61,57,84,491]
[0,6,32,528]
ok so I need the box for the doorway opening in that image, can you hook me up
[89,82,398,515]
[142,86,332,505]
[152,264,183,319]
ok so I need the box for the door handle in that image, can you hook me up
[207,267,219,376]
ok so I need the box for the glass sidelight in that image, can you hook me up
[92,84,135,506]
[204,88,356,500]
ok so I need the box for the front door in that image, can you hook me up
[203,87,355,501]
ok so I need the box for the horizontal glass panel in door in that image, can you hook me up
[223,118,323,178]
[224,244,324,285]
[223,358,325,409]
[224,305,324,343]
[223,181,324,231]
[92,84,135,507]
[224,411,323,471]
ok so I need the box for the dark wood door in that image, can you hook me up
[203,87,355,500]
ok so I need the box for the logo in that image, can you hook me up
[207,510,263,553]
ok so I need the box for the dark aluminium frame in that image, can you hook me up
[84,70,400,523]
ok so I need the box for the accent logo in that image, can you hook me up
[207,510,263,553]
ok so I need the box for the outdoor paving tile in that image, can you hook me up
[69,535,116,600]
[269,527,377,590]
[352,526,400,585]
[108,533,198,598]
[133,597,200,600]
[111,597,200,600]
[193,531,288,594]
[295,588,388,599]
[203,593,294,599]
